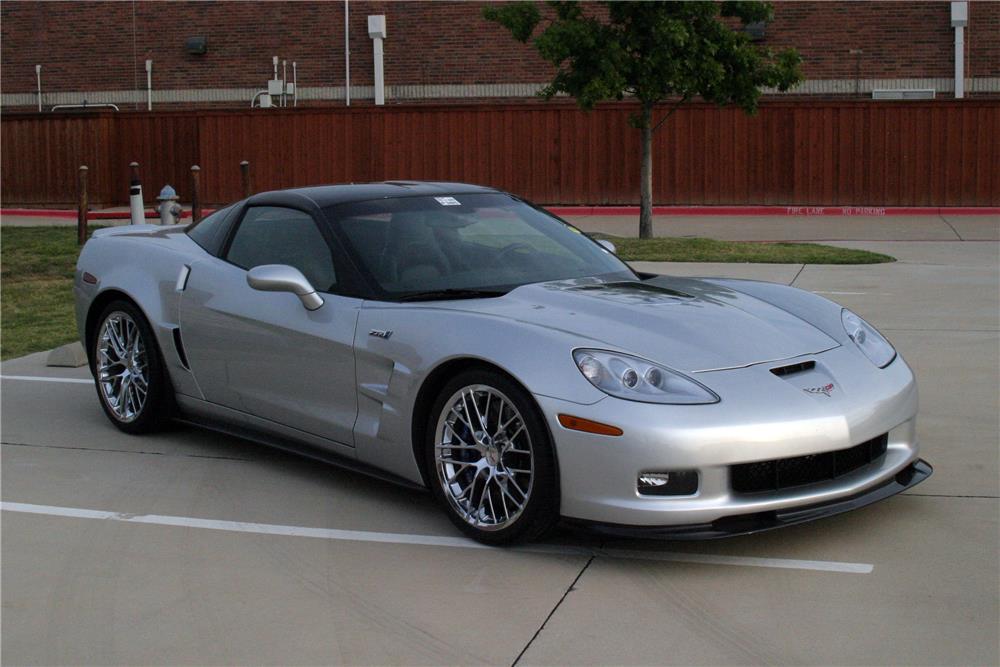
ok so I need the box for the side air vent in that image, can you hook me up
[172,327,190,370]
[770,360,816,377]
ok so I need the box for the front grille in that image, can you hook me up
[731,434,889,494]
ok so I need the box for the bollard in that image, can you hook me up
[128,161,144,225]
[77,165,89,245]
[240,160,251,199]
[190,165,202,223]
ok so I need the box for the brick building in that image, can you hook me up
[1,0,998,111]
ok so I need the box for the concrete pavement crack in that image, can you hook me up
[511,554,596,666]
[788,264,806,286]
[939,214,965,241]
[0,440,252,462]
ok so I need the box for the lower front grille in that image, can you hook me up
[731,434,889,494]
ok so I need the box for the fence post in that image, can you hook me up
[190,165,201,223]
[77,165,89,245]
[128,161,144,225]
[240,160,251,199]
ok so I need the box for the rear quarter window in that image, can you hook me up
[186,204,236,256]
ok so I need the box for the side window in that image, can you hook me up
[226,206,337,292]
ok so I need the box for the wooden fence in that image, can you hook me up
[2,100,997,207]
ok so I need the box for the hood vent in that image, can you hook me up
[770,360,816,377]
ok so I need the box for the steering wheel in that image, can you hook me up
[493,242,533,266]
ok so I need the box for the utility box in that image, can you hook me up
[259,94,273,108]
[267,79,283,96]
[368,14,386,39]
[951,1,968,27]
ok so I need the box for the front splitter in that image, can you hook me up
[563,458,933,541]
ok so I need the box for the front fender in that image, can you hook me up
[352,303,607,483]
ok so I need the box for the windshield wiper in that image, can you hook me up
[396,288,509,302]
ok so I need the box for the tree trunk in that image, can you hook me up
[639,103,654,239]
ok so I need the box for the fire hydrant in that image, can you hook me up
[156,185,182,225]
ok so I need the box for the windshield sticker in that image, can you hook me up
[434,196,462,206]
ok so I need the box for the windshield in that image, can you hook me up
[325,193,635,299]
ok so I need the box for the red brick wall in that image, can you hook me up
[762,0,995,79]
[1,1,997,102]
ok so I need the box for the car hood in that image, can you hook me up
[441,277,839,373]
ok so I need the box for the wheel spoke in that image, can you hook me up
[486,479,498,524]
[494,413,521,441]
[444,421,475,447]
[435,442,480,451]
[449,407,476,435]
[507,475,528,500]
[497,480,511,522]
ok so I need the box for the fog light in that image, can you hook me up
[637,470,698,496]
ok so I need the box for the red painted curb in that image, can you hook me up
[545,205,1000,216]
[2,205,997,218]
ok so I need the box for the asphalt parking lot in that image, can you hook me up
[2,215,998,666]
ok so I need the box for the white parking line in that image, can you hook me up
[0,375,93,384]
[1,501,874,574]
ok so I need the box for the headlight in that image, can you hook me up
[573,349,719,404]
[841,309,896,368]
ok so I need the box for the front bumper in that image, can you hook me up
[536,345,923,532]
[564,459,932,539]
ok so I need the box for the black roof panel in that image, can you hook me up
[249,181,502,208]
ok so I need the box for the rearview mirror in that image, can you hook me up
[597,239,617,254]
[246,264,324,311]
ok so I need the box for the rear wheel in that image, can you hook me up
[425,369,558,545]
[92,300,175,433]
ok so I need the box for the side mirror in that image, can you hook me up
[246,264,324,311]
[597,239,617,254]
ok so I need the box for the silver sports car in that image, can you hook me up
[75,182,931,544]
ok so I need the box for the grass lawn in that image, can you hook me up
[1,226,101,360]
[591,234,895,264]
[0,226,894,361]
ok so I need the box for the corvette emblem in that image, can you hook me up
[804,383,835,397]
[369,329,393,339]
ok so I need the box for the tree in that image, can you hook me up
[484,1,803,238]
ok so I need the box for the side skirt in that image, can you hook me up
[174,396,427,493]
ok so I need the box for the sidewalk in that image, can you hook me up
[563,213,999,241]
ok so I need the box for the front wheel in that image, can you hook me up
[425,369,558,545]
[92,300,175,434]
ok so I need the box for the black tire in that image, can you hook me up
[424,368,558,545]
[91,299,175,434]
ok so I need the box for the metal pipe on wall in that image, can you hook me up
[345,0,351,106]
[293,61,298,106]
[35,65,42,112]
[951,2,968,99]
[368,15,386,106]
[145,59,152,110]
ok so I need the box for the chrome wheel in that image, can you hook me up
[434,384,535,531]
[96,312,148,423]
